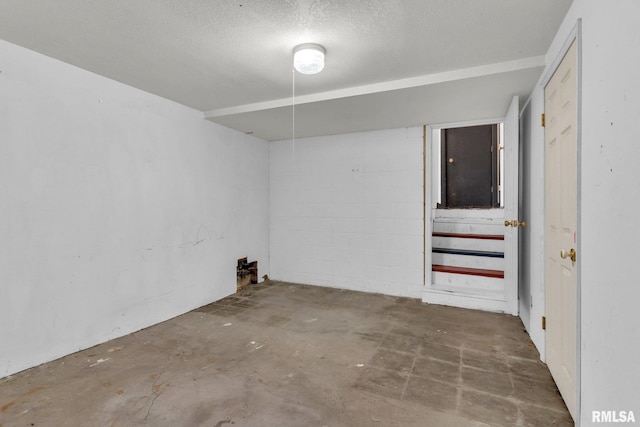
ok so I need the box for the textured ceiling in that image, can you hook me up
[0,0,573,140]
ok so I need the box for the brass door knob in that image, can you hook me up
[560,248,577,262]
[504,220,527,228]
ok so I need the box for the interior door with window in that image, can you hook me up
[423,96,521,316]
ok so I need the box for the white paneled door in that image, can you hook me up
[544,40,578,420]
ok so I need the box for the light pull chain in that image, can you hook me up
[292,67,296,160]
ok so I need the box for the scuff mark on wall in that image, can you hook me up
[177,224,210,248]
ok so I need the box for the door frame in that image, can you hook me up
[540,19,582,423]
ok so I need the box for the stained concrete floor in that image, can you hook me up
[0,281,572,427]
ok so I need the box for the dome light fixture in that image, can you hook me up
[293,43,326,75]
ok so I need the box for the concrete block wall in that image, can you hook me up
[0,40,269,377]
[269,127,424,298]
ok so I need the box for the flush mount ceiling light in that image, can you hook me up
[293,43,326,75]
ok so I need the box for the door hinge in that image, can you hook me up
[541,113,546,127]
[542,316,546,330]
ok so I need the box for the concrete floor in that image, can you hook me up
[0,281,572,427]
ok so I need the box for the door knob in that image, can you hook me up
[560,248,577,262]
[504,220,527,228]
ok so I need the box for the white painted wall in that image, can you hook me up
[524,1,640,423]
[269,128,424,298]
[0,40,269,378]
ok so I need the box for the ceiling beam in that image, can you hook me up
[203,55,545,119]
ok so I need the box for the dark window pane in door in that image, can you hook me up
[441,125,498,208]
